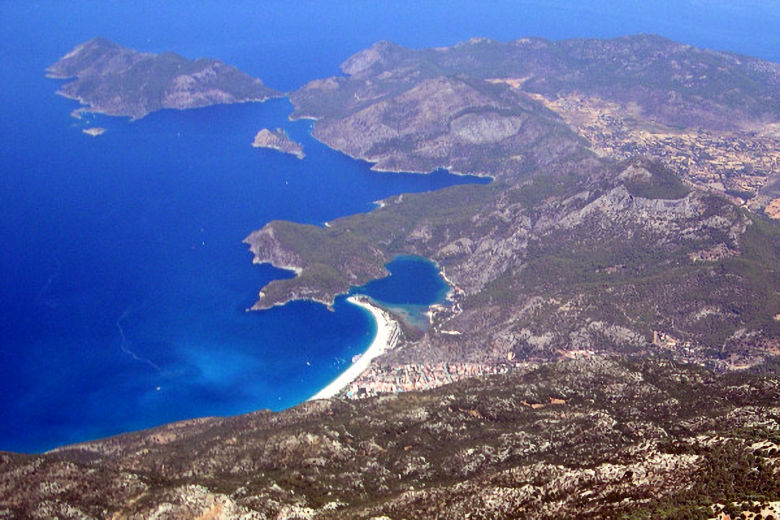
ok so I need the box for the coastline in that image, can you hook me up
[309,296,398,400]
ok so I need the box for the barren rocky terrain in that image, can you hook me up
[252,128,305,159]
[2,359,778,519]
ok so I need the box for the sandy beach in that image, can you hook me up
[309,296,398,400]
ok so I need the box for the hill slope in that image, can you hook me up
[2,358,778,519]
[47,37,281,119]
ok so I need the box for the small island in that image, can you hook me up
[251,128,305,159]
[82,127,106,137]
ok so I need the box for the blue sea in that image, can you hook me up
[1,1,778,453]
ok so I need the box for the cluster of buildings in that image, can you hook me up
[345,362,512,399]
[547,94,779,204]
[652,330,693,352]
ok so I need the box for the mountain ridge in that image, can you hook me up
[2,357,778,518]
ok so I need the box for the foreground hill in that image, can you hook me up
[47,37,281,119]
[1,358,778,518]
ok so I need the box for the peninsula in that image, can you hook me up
[47,37,281,119]
[251,128,305,159]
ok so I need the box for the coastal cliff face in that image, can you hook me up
[297,74,582,178]
[2,358,778,518]
[47,37,281,119]
[291,35,780,210]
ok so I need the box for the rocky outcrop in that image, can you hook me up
[251,128,304,158]
[47,37,281,119]
[294,74,581,179]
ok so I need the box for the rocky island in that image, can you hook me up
[81,127,106,137]
[251,128,305,159]
[4,34,779,519]
[47,37,281,119]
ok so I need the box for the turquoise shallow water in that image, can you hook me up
[352,256,451,330]
[1,1,777,453]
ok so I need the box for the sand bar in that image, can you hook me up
[309,296,397,400]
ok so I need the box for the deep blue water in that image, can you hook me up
[1,1,777,453]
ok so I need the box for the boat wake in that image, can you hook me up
[116,306,160,371]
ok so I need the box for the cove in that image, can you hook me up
[353,255,452,331]
[3,0,776,454]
